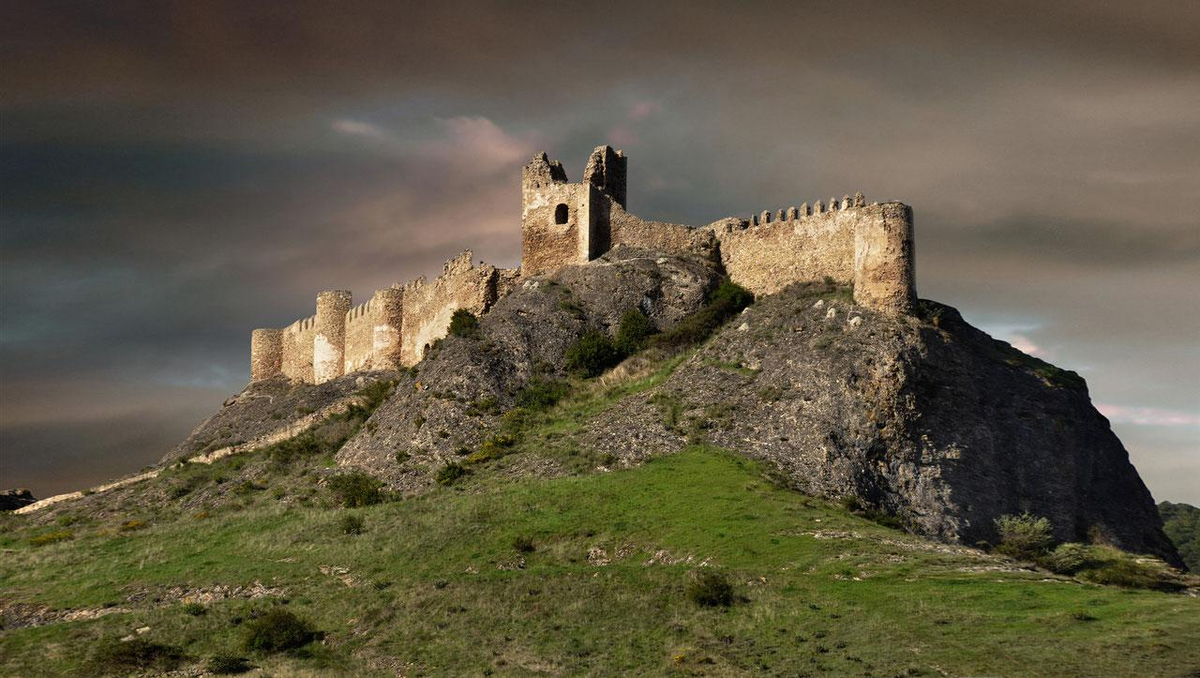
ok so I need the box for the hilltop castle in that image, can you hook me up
[249,145,916,383]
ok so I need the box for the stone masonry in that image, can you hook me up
[249,145,917,382]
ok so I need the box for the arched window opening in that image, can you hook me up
[554,203,569,225]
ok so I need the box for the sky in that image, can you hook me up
[2,1,1197,503]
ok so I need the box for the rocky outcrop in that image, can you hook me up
[335,247,723,487]
[161,370,400,463]
[0,489,36,511]
[583,282,1182,567]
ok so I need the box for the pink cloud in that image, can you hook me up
[1096,404,1200,427]
[628,100,661,120]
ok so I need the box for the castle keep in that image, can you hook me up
[250,145,916,382]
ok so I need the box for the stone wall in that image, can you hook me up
[713,197,861,295]
[343,299,376,374]
[606,201,719,262]
[280,316,316,382]
[400,251,500,364]
[250,146,917,383]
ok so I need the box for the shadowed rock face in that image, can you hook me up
[582,284,1182,567]
[0,489,37,511]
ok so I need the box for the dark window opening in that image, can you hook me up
[554,203,569,225]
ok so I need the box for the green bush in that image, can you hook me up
[447,309,481,338]
[326,471,384,508]
[206,653,252,674]
[653,280,754,350]
[994,513,1055,560]
[687,570,735,607]
[339,513,365,535]
[84,638,186,675]
[513,535,536,553]
[435,463,469,486]
[182,601,207,616]
[515,378,569,411]
[615,307,655,355]
[565,330,621,377]
[1040,542,1095,574]
[241,608,318,654]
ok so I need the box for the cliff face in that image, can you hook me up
[580,284,1179,565]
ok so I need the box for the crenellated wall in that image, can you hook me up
[280,316,316,382]
[251,146,917,382]
[400,251,499,364]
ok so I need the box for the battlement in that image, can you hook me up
[250,145,916,382]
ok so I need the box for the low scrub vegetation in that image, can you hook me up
[651,280,754,350]
[326,471,385,508]
[686,570,736,607]
[242,608,319,654]
[338,513,365,535]
[84,638,186,675]
[435,462,469,486]
[993,512,1055,560]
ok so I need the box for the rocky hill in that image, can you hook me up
[1,248,1195,674]
[310,247,1175,567]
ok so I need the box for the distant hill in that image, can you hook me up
[1159,501,1200,571]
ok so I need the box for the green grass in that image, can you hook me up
[2,447,1198,676]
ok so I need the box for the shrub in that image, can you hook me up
[339,513,365,535]
[615,308,655,355]
[1074,548,1187,592]
[565,330,621,377]
[466,433,517,465]
[1040,542,1095,575]
[241,608,318,653]
[28,530,73,546]
[207,653,252,674]
[182,601,207,616]
[994,513,1055,560]
[84,638,186,675]
[515,378,569,411]
[435,462,469,486]
[513,535,536,553]
[326,471,384,508]
[447,309,481,338]
[653,280,753,350]
[687,570,735,607]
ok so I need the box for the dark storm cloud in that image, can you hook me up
[1,0,1197,501]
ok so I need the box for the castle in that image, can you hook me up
[249,145,916,383]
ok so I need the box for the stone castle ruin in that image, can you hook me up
[250,145,916,382]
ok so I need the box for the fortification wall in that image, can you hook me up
[605,200,719,262]
[400,251,500,364]
[343,299,376,374]
[281,316,316,382]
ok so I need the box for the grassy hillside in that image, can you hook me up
[3,442,1198,675]
[1160,501,1200,572]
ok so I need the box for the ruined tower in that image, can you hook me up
[520,145,626,276]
